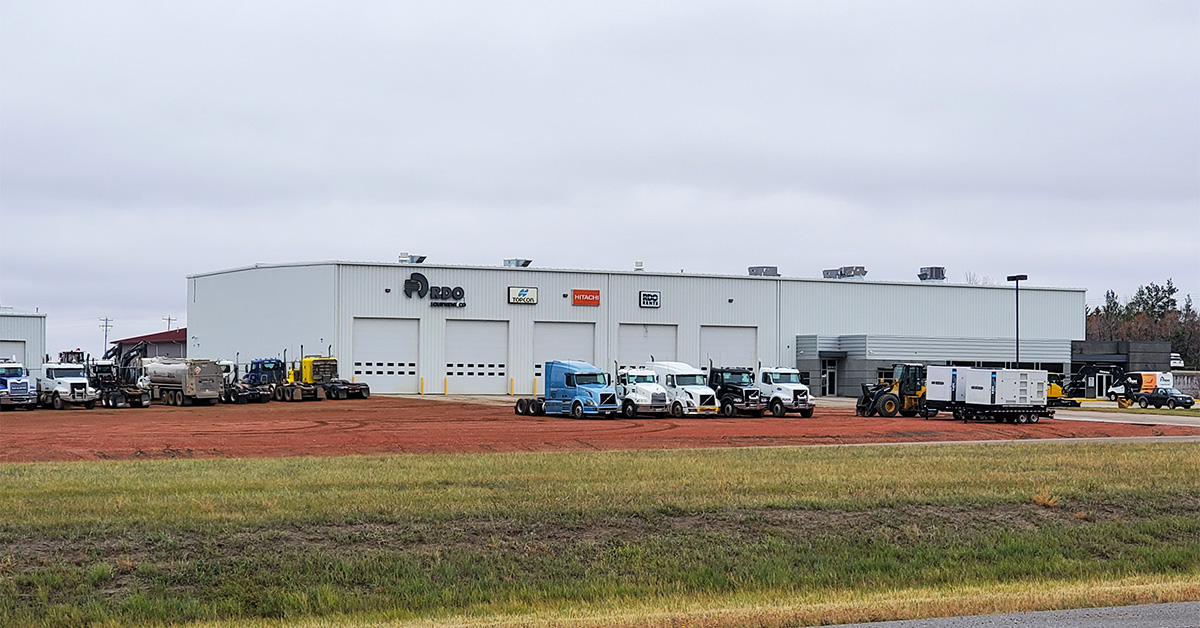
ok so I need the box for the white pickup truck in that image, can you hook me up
[755,366,816,417]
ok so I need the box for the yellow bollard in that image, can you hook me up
[444,377,448,395]
[509,378,513,396]
[420,377,424,395]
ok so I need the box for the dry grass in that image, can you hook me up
[1032,488,1061,508]
[184,575,1200,628]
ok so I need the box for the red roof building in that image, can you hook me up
[110,327,186,358]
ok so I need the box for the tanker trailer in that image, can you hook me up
[145,359,222,406]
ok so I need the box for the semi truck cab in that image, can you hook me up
[648,361,719,417]
[707,366,766,417]
[37,362,98,409]
[755,367,816,417]
[614,366,669,418]
[538,360,619,418]
[0,359,37,410]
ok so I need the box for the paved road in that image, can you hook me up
[820,602,1200,628]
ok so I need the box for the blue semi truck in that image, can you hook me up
[514,360,620,418]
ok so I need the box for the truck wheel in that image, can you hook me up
[670,402,684,418]
[571,402,584,419]
[25,402,37,411]
[720,399,736,417]
[770,399,786,417]
[1016,413,1029,424]
[1138,397,1148,409]
[799,408,814,418]
[515,398,529,415]
[622,401,637,419]
[876,394,899,417]
[531,399,544,416]
[1030,414,1040,423]
[1168,400,1177,410]
[84,400,96,410]
[360,388,370,399]
[52,394,65,410]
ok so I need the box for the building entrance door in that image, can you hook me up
[822,359,838,396]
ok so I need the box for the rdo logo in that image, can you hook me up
[405,272,466,307]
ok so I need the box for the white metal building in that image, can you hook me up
[0,307,47,375]
[187,261,1086,396]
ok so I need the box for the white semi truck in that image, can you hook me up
[926,366,1052,424]
[144,358,223,406]
[755,366,816,417]
[648,361,719,417]
[37,360,99,410]
[614,365,670,418]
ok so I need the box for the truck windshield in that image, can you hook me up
[0,366,23,377]
[1165,388,1184,396]
[722,372,751,385]
[675,374,705,387]
[575,373,607,386]
[55,368,85,378]
[629,374,656,384]
[771,372,801,384]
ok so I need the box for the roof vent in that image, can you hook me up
[823,266,867,280]
[748,266,779,276]
[634,261,644,272]
[399,253,427,264]
[503,258,533,268]
[918,266,946,282]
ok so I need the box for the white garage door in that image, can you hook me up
[701,326,757,368]
[445,320,508,394]
[0,340,26,364]
[618,324,676,369]
[352,318,419,393]
[533,322,595,378]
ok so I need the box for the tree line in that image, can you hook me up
[1086,279,1198,369]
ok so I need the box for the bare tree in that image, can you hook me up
[963,271,996,286]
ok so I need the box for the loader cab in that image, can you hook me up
[892,363,926,397]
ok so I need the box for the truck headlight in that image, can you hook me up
[585,398,596,406]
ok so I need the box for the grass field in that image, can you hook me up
[2,442,1199,627]
[1070,405,1200,418]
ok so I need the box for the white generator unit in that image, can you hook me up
[926,366,1051,424]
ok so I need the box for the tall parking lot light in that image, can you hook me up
[1006,274,1028,367]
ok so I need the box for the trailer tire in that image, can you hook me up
[720,399,737,417]
[770,399,786,417]
[670,402,684,418]
[1016,413,1029,424]
[571,402,584,419]
[1030,414,1040,423]
[876,394,899,417]
[622,401,637,419]
[515,398,529,415]
[531,399,544,416]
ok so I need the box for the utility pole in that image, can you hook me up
[163,316,177,330]
[99,317,114,350]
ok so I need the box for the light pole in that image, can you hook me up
[1006,274,1027,367]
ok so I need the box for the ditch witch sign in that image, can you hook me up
[403,272,466,308]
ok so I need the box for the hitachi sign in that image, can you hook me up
[572,289,600,306]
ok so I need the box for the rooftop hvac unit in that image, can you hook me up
[918,266,946,282]
[503,258,533,268]
[398,253,427,264]
[823,266,867,280]
[634,261,644,272]
[748,266,779,276]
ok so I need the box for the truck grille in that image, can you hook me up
[700,394,715,406]
[600,393,617,406]
[70,383,86,397]
[9,382,27,395]
[745,390,759,401]
[651,392,667,404]
[793,390,807,403]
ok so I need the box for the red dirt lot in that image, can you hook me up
[2,396,1198,463]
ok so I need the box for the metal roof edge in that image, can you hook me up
[187,260,1088,293]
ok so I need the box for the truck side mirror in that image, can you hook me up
[605,374,611,386]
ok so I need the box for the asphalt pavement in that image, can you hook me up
[819,602,1200,628]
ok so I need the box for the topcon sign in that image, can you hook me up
[508,286,538,304]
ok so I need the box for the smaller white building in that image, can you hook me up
[0,307,48,375]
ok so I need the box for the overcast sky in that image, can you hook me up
[2,0,1197,356]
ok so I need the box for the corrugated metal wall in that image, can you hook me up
[188,262,1086,394]
[0,310,47,376]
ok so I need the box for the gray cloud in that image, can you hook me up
[2,0,1197,353]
